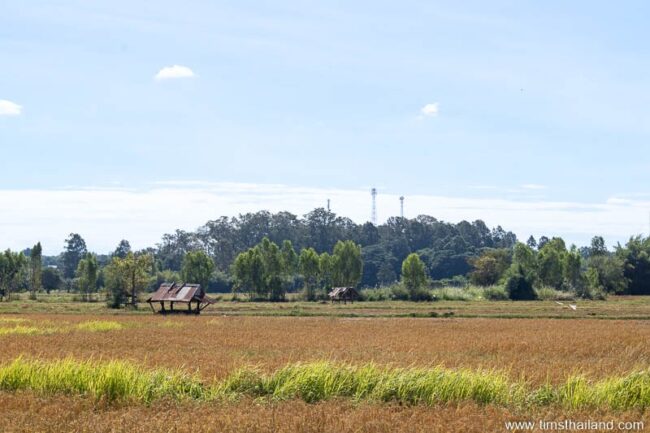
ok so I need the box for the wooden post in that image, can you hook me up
[160,301,166,314]
[170,302,174,312]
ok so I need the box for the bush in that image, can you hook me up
[482,286,509,300]
[575,284,607,300]
[431,287,475,301]
[505,275,536,301]
[409,288,433,302]
[535,287,575,301]
[389,285,410,301]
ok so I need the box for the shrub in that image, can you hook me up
[431,287,475,301]
[359,287,392,302]
[389,285,410,301]
[409,288,433,302]
[535,287,575,301]
[482,286,509,300]
[505,274,536,300]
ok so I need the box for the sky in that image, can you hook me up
[2,1,650,254]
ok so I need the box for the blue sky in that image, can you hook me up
[2,1,650,253]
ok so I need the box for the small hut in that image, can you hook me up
[328,287,359,304]
[146,282,214,314]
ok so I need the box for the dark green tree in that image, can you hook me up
[76,253,98,301]
[0,250,27,301]
[332,240,363,287]
[113,240,132,259]
[29,242,42,299]
[401,253,427,300]
[469,249,510,286]
[299,248,321,300]
[505,265,536,300]
[181,250,215,289]
[41,267,62,294]
[62,233,87,279]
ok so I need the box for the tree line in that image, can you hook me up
[3,208,650,304]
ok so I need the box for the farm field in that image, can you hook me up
[0,305,648,432]
[1,293,650,320]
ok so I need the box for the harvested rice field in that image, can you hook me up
[0,308,648,432]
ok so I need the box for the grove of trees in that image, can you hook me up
[4,208,650,304]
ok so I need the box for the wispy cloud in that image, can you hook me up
[0,100,22,116]
[0,183,648,254]
[154,65,195,80]
[521,184,547,190]
[420,103,439,117]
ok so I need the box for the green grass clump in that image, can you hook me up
[0,358,648,410]
[0,325,52,336]
[0,358,208,403]
[0,317,28,325]
[221,362,522,405]
[556,371,650,410]
[75,321,125,332]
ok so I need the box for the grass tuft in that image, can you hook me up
[0,358,647,410]
[75,321,125,332]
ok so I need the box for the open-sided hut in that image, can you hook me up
[146,282,214,314]
[328,287,359,304]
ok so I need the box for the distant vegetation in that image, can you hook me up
[2,208,650,304]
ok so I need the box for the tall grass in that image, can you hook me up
[0,358,208,403]
[0,319,129,335]
[75,320,125,332]
[0,325,55,336]
[0,358,648,410]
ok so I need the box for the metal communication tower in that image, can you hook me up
[371,188,377,225]
[327,199,330,212]
[400,196,404,218]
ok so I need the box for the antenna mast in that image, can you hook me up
[371,188,377,225]
[400,196,404,218]
[327,199,330,212]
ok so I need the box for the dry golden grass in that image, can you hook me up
[0,392,646,433]
[0,313,649,432]
[0,314,648,386]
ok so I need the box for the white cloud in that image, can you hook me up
[154,65,195,80]
[0,183,648,254]
[0,100,22,116]
[420,103,439,117]
[521,184,547,190]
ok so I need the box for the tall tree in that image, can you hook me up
[181,250,215,289]
[41,267,62,294]
[109,252,153,307]
[281,240,298,275]
[319,252,333,291]
[526,236,538,249]
[589,236,608,257]
[76,253,98,301]
[299,248,321,300]
[113,240,132,259]
[0,250,27,301]
[332,240,363,287]
[537,238,567,289]
[258,238,285,301]
[29,242,42,300]
[62,233,87,279]
[469,249,511,286]
[401,253,427,300]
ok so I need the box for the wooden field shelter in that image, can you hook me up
[328,287,360,304]
[146,282,214,314]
